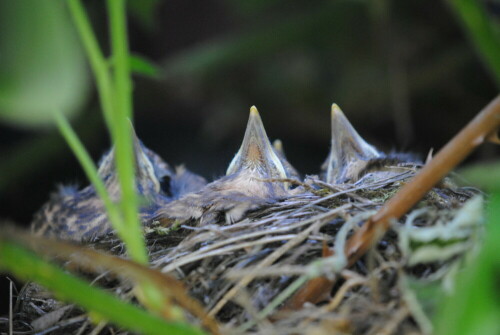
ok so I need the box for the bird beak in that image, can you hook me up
[273,139,300,180]
[324,104,380,183]
[130,124,163,193]
[97,122,163,193]
[226,106,288,180]
[96,148,115,179]
[272,139,284,154]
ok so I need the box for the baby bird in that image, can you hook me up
[272,139,300,181]
[31,130,206,241]
[322,104,420,184]
[154,106,300,226]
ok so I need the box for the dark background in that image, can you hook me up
[0,0,498,227]
[0,0,499,315]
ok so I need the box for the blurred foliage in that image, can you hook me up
[448,0,500,87]
[0,0,498,332]
[0,110,103,193]
[127,0,163,29]
[0,0,498,226]
[434,193,500,335]
[458,160,500,190]
[0,0,89,127]
[130,54,161,78]
[435,1,500,333]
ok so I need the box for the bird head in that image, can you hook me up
[95,125,173,200]
[322,104,381,184]
[226,106,292,182]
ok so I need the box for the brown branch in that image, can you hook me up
[283,95,500,311]
[278,96,500,312]
[345,95,500,265]
[284,242,336,310]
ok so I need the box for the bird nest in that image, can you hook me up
[11,171,483,335]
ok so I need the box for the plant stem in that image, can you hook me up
[67,0,147,264]
[67,0,115,132]
[106,0,144,263]
[53,111,123,231]
[345,95,500,265]
[107,0,133,120]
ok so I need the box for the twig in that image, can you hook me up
[238,275,309,332]
[160,203,351,269]
[257,178,316,192]
[74,319,90,335]
[33,315,88,335]
[298,276,366,329]
[376,306,410,335]
[161,234,299,272]
[88,320,107,335]
[207,207,346,317]
[313,179,374,204]
[9,279,13,335]
[345,95,500,265]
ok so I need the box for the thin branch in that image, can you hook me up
[9,279,13,335]
[345,95,500,265]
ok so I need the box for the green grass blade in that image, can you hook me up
[53,111,123,231]
[107,0,133,120]
[68,0,147,264]
[107,0,146,264]
[67,0,115,131]
[448,0,500,87]
[0,239,206,335]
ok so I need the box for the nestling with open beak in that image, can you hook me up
[322,104,420,184]
[31,128,206,241]
[153,106,300,226]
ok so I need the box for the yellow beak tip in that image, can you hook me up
[250,105,259,117]
[273,139,283,152]
[331,103,343,116]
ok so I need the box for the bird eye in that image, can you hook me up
[159,176,173,198]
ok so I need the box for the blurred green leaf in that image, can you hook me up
[434,193,500,335]
[448,0,500,87]
[130,54,160,78]
[458,160,500,191]
[0,109,103,195]
[0,0,90,127]
[127,0,162,28]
